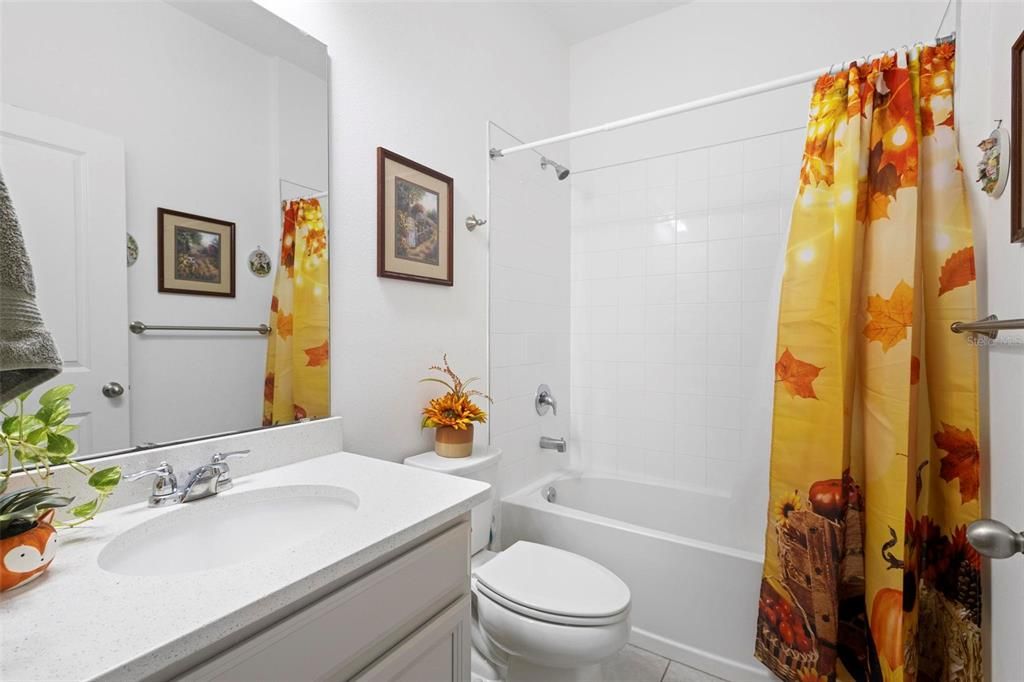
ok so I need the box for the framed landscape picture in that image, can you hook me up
[157,208,236,297]
[377,147,453,285]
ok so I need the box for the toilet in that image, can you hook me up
[405,448,631,682]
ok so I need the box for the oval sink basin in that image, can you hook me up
[98,485,359,576]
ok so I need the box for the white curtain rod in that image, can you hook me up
[490,33,955,159]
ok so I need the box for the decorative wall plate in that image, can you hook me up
[127,234,138,267]
[248,246,272,277]
[977,123,1009,198]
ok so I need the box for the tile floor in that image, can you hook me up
[598,644,727,682]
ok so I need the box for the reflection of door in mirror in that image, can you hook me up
[0,105,130,455]
[0,1,329,461]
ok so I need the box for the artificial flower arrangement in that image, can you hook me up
[420,355,491,458]
[0,385,121,591]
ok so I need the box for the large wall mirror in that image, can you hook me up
[0,1,330,461]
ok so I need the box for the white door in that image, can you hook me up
[0,103,129,455]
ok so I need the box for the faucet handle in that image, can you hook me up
[125,462,178,505]
[535,384,558,416]
[125,461,174,481]
[211,449,250,464]
[210,450,249,491]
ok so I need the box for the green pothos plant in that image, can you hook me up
[0,385,121,529]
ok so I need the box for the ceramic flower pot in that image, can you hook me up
[0,509,58,592]
[435,424,474,458]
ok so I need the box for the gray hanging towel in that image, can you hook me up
[0,169,62,402]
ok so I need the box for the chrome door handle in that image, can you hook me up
[102,381,125,398]
[967,519,1024,558]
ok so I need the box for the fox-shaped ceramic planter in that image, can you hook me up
[1,509,58,591]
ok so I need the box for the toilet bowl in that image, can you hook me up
[471,541,630,682]
[404,449,631,682]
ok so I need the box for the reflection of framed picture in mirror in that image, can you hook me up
[377,147,453,286]
[1012,30,1024,243]
[158,208,236,297]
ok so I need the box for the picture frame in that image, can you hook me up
[377,147,454,286]
[157,208,236,297]
[1011,29,1024,243]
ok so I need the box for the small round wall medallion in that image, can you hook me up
[248,246,272,277]
[126,234,139,267]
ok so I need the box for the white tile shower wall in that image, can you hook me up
[570,130,803,490]
[489,127,572,497]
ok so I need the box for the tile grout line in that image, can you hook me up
[658,657,671,682]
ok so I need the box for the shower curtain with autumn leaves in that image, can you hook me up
[263,198,330,425]
[756,42,981,682]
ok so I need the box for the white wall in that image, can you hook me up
[957,3,1024,679]
[569,1,948,170]
[489,126,572,497]
[1,1,326,448]
[256,1,570,461]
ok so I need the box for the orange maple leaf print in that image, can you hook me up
[775,348,823,399]
[276,312,294,340]
[304,340,329,367]
[934,422,980,503]
[937,246,976,296]
[863,280,914,351]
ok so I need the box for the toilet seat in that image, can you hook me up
[472,542,631,627]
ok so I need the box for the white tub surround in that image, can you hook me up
[501,473,769,681]
[0,451,489,682]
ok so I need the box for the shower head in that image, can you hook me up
[540,156,570,181]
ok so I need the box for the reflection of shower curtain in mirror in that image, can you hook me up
[756,43,981,681]
[263,198,329,425]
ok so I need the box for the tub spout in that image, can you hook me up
[540,436,567,453]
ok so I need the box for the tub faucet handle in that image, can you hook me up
[536,384,558,416]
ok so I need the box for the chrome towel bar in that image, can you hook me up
[129,321,271,335]
[950,315,1024,339]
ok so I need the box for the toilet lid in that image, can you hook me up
[472,542,630,622]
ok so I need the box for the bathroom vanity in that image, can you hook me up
[184,522,472,681]
[0,450,489,682]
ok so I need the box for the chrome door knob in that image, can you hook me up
[967,519,1024,559]
[102,381,125,398]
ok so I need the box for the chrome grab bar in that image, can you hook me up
[129,321,271,335]
[950,315,1024,340]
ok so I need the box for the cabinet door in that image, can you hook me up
[352,595,470,682]
[180,523,469,682]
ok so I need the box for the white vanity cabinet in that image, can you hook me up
[179,522,471,682]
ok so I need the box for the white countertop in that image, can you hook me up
[0,451,490,682]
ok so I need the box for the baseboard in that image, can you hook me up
[629,627,772,682]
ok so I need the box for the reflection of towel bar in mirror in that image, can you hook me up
[129,321,271,335]
[950,315,1024,339]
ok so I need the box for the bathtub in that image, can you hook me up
[501,473,771,681]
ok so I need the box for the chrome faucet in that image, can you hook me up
[535,384,558,416]
[540,436,567,453]
[126,450,249,507]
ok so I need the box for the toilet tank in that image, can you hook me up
[404,447,501,554]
